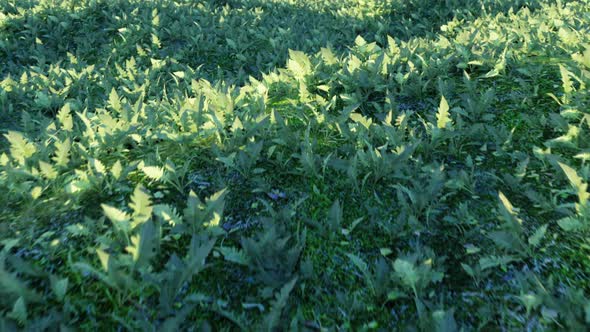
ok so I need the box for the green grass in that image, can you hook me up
[1,0,590,330]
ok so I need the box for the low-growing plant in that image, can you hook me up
[2,0,590,329]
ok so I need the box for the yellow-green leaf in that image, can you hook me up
[31,186,43,199]
[96,248,110,272]
[129,185,153,225]
[559,162,584,189]
[111,160,123,179]
[436,96,452,129]
[57,103,73,131]
[142,166,164,180]
[53,138,71,167]
[101,204,131,233]
[39,161,57,180]
[5,131,36,165]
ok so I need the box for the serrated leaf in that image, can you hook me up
[39,161,58,180]
[350,113,372,129]
[101,204,131,234]
[53,138,71,167]
[4,131,36,165]
[101,204,129,223]
[111,160,123,179]
[528,224,548,247]
[108,88,121,112]
[436,96,452,129]
[498,191,522,227]
[204,189,227,229]
[57,103,73,131]
[264,277,298,330]
[287,50,311,79]
[142,166,164,180]
[129,185,153,225]
[151,34,161,48]
[184,190,203,222]
[559,65,573,94]
[0,153,9,166]
[559,162,584,188]
[354,35,367,46]
[557,217,583,231]
[217,246,250,265]
[96,249,110,272]
[154,204,182,226]
[488,230,522,252]
[320,47,337,65]
[128,220,157,268]
[31,186,42,199]
[90,158,106,175]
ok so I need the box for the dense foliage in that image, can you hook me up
[1,0,590,330]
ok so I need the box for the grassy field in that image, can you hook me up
[1,0,590,330]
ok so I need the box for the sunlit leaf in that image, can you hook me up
[154,204,182,226]
[559,162,585,190]
[101,204,131,233]
[31,186,43,199]
[559,65,573,94]
[129,185,153,225]
[39,161,57,180]
[53,138,71,167]
[111,160,123,179]
[4,131,36,166]
[96,249,110,272]
[108,88,121,112]
[436,96,452,129]
[287,50,311,79]
[142,166,164,181]
[498,191,522,227]
[90,158,106,175]
[57,103,73,131]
